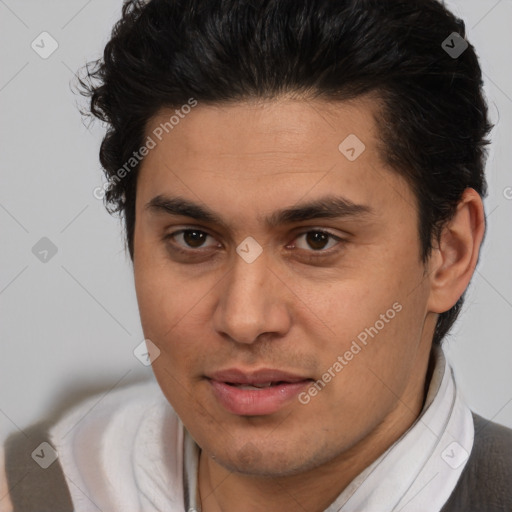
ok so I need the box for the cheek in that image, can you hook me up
[135,275,202,370]
[134,238,196,333]
[302,262,426,391]
[134,265,176,337]
[296,278,397,347]
[133,247,214,374]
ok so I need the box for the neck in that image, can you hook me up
[198,345,435,512]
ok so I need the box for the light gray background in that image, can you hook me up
[1,0,511,445]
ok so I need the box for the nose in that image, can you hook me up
[212,250,292,345]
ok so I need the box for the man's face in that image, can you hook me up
[133,97,436,476]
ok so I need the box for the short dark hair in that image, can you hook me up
[78,0,493,345]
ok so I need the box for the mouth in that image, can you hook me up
[207,368,313,416]
[224,381,290,390]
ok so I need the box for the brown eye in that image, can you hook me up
[168,229,218,250]
[305,231,330,250]
[182,230,208,248]
[294,230,341,252]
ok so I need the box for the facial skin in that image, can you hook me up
[133,96,484,512]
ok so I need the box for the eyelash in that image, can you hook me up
[163,228,344,258]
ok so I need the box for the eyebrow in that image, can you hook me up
[144,194,375,229]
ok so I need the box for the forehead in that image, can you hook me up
[144,96,379,166]
[136,96,414,227]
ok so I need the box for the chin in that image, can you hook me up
[210,440,329,478]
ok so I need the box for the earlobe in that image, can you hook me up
[427,188,486,314]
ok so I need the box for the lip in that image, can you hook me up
[207,368,313,416]
[209,368,310,385]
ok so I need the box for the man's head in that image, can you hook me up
[79,0,490,482]
[81,0,492,346]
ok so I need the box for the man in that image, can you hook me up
[2,0,511,511]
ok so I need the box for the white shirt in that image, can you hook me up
[47,345,473,512]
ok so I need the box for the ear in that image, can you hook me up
[427,188,486,314]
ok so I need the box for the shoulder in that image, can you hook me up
[0,444,13,512]
[49,377,167,436]
[470,413,512,487]
[47,377,180,479]
[472,411,512,446]
[441,412,512,512]
[51,378,184,509]
[2,378,182,511]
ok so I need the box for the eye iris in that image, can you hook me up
[183,230,206,248]
[306,231,329,250]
